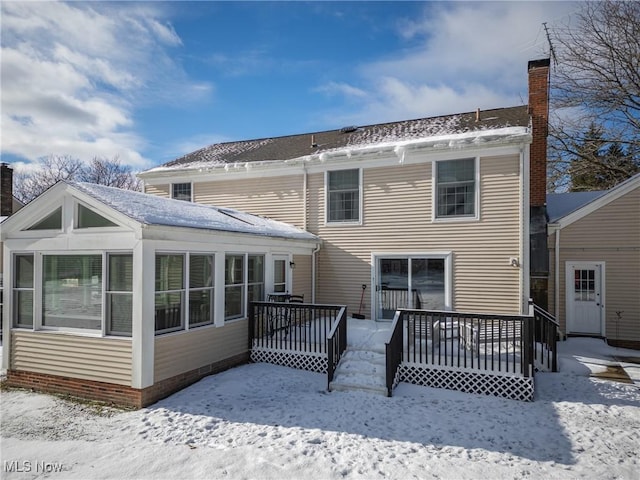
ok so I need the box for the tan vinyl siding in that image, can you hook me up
[552,187,640,343]
[154,319,248,382]
[145,184,170,197]
[162,155,523,315]
[292,254,312,301]
[195,175,305,227]
[10,331,132,386]
[308,155,522,314]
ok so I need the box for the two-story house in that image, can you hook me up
[1,59,552,406]
[140,59,551,322]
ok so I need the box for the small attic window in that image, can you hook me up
[77,203,117,228]
[26,207,62,230]
[172,182,192,202]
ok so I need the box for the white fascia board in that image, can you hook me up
[140,130,531,185]
[554,174,640,230]
[139,224,320,252]
[0,182,142,239]
[0,182,67,235]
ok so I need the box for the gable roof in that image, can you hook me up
[1,181,318,243]
[546,191,607,223]
[70,182,318,241]
[142,105,529,175]
[547,173,640,228]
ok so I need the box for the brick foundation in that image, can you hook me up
[607,339,640,351]
[5,351,249,409]
[140,352,249,407]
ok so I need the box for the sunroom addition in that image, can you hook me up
[1,181,320,407]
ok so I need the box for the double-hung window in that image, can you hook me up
[327,169,360,223]
[247,254,265,303]
[13,254,34,328]
[189,254,214,327]
[435,158,476,219]
[155,254,185,334]
[107,254,133,336]
[225,254,244,320]
[172,183,192,202]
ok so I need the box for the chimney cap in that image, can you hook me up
[528,58,550,71]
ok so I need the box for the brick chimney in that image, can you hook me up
[528,58,550,207]
[1,163,13,217]
[527,58,551,309]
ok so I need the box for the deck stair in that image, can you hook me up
[329,346,388,396]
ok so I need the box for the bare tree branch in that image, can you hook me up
[548,1,640,192]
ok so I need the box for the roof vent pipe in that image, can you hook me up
[311,135,317,148]
[475,108,480,122]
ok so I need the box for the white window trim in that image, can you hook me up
[73,201,121,231]
[187,253,215,329]
[370,251,453,319]
[432,157,480,223]
[224,252,246,321]
[171,182,193,202]
[154,252,186,335]
[325,168,363,226]
[34,251,107,336]
[105,253,134,336]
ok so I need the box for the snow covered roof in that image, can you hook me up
[546,191,607,223]
[142,105,529,175]
[69,181,318,242]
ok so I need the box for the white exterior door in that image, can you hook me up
[373,255,449,321]
[272,255,289,294]
[566,262,604,335]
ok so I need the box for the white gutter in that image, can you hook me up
[138,127,531,181]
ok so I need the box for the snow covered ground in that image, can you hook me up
[1,331,639,480]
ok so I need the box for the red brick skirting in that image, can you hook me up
[607,339,640,351]
[5,351,249,409]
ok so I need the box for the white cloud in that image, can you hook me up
[0,1,211,168]
[318,2,575,126]
[315,81,368,99]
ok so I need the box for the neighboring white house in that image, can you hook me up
[1,181,320,407]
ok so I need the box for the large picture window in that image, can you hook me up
[155,254,185,334]
[14,254,34,328]
[436,159,476,218]
[42,255,102,330]
[327,169,360,223]
[225,254,244,320]
[107,254,133,336]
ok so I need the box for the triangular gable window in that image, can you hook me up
[25,207,62,230]
[77,204,117,228]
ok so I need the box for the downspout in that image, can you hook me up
[521,144,531,314]
[554,226,560,320]
[302,163,308,231]
[312,243,321,304]
[303,162,320,303]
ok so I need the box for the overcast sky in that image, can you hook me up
[0,1,578,171]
